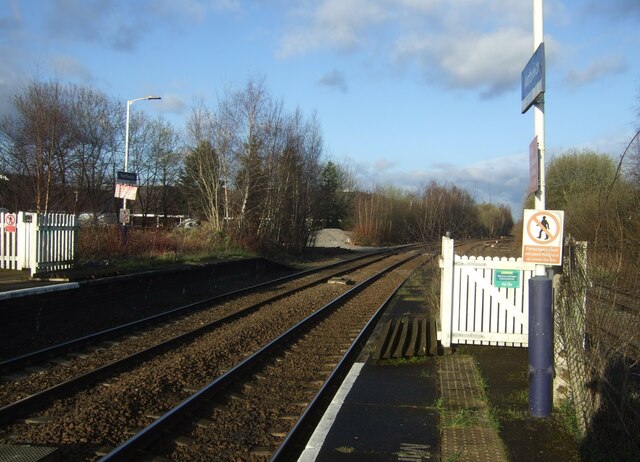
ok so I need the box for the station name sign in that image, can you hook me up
[521,43,545,114]
[116,171,137,185]
[115,171,138,200]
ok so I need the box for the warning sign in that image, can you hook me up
[4,213,17,233]
[119,208,131,225]
[522,209,564,265]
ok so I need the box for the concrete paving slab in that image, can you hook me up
[302,359,439,462]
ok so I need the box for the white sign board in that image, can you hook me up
[115,183,138,201]
[522,209,564,265]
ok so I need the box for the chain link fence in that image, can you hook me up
[555,236,640,460]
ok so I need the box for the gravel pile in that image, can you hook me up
[309,228,380,251]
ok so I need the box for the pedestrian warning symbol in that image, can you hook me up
[522,209,564,265]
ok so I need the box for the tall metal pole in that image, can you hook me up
[533,0,545,214]
[123,100,132,215]
[528,0,553,418]
[120,96,161,243]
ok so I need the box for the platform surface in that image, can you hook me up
[299,263,508,462]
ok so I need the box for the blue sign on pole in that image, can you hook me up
[117,171,138,185]
[521,43,545,114]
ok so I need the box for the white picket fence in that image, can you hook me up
[438,236,537,348]
[0,212,77,276]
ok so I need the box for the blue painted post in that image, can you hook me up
[528,275,553,417]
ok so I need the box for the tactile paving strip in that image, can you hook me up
[438,355,508,462]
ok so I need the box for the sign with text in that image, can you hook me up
[116,171,138,185]
[522,209,564,265]
[3,213,16,233]
[521,43,545,114]
[114,183,138,201]
[119,208,131,225]
[494,269,520,289]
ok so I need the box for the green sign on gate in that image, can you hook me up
[494,269,520,289]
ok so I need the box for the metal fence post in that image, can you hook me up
[439,236,455,348]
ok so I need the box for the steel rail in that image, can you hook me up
[98,252,421,461]
[0,247,409,373]
[0,249,410,426]
[270,254,433,460]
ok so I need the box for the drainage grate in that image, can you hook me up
[375,316,438,360]
[0,445,59,462]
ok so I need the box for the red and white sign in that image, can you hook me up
[522,209,564,265]
[4,213,16,233]
[115,183,138,201]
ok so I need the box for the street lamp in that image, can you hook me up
[124,96,162,173]
[121,95,161,241]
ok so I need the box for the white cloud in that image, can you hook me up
[50,55,94,82]
[585,0,640,21]
[154,0,242,22]
[157,94,188,115]
[349,153,529,215]
[373,159,396,172]
[278,0,387,57]
[277,1,617,98]
[564,54,628,88]
[395,27,531,97]
[0,0,241,113]
[278,0,536,97]
[41,0,242,52]
[317,69,348,93]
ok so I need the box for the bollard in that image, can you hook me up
[528,275,553,417]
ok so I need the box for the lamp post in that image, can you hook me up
[121,95,161,243]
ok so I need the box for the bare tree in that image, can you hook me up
[476,203,514,238]
[0,79,124,216]
[229,78,271,235]
[181,77,324,249]
[126,114,182,226]
[0,79,73,212]
[67,85,120,216]
[182,100,232,230]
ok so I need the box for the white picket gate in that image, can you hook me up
[0,211,77,276]
[438,236,537,348]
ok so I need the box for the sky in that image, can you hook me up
[1,0,639,217]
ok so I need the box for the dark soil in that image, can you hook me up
[458,345,581,462]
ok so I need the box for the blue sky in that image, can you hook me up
[1,0,639,216]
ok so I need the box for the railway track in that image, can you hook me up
[0,248,430,461]
[0,249,408,412]
[1,249,400,369]
[590,282,639,316]
[587,282,640,360]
